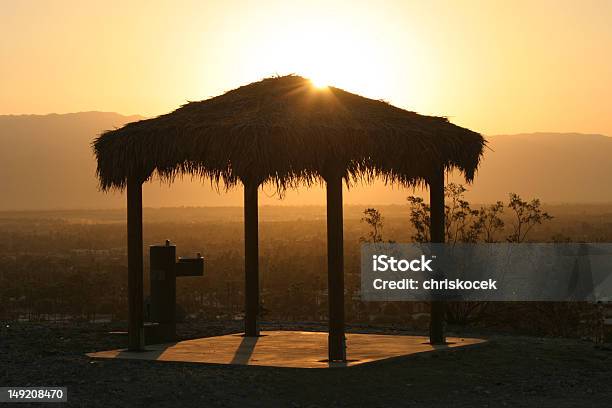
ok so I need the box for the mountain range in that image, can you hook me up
[1,112,611,210]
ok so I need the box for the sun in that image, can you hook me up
[308,73,331,89]
[246,15,392,99]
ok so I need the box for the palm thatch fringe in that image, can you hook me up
[93,75,485,191]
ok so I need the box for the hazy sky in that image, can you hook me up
[2,0,612,136]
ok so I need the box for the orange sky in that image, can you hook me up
[2,0,612,136]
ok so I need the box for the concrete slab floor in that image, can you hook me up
[87,330,486,368]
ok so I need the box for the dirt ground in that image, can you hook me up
[1,321,611,407]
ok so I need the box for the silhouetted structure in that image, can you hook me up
[93,75,485,361]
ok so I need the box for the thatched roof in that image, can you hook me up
[93,75,485,191]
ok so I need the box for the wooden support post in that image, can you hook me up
[326,174,346,361]
[127,177,144,351]
[244,182,260,337]
[429,166,446,345]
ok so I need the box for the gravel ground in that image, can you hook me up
[1,321,611,407]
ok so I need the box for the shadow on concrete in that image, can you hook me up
[116,342,179,361]
[422,342,457,348]
[319,359,360,368]
[230,336,259,364]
